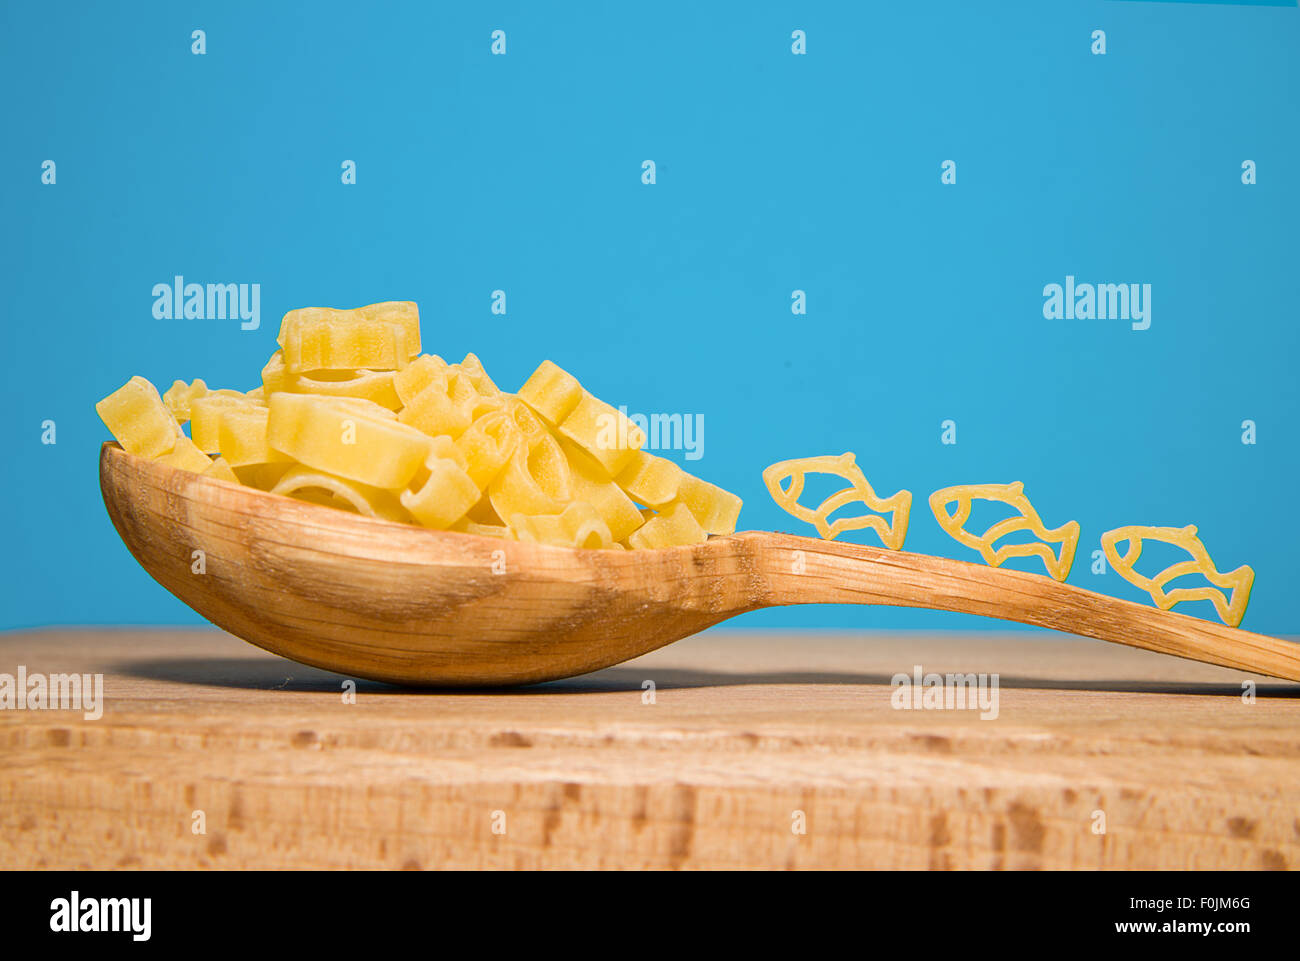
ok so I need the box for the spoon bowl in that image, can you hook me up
[100,443,1300,686]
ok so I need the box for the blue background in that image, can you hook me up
[2,1,1297,633]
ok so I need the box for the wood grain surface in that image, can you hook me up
[1,628,1297,870]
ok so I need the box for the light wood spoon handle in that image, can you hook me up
[738,531,1300,680]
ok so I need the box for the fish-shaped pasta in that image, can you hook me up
[1100,525,1254,627]
[929,482,1079,581]
[762,452,911,549]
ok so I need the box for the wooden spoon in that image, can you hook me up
[99,443,1300,686]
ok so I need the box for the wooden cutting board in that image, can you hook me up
[1,627,1296,870]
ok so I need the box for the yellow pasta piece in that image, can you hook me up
[393,354,448,406]
[408,434,470,482]
[357,301,421,355]
[519,429,572,501]
[189,395,288,467]
[233,462,293,491]
[156,435,213,473]
[215,406,286,468]
[189,394,262,453]
[186,386,254,431]
[465,494,507,527]
[557,392,645,476]
[488,433,573,519]
[626,501,707,550]
[510,501,614,550]
[402,437,473,516]
[676,473,743,536]
[454,410,520,488]
[504,397,553,452]
[459,352,502,397]
[762,452,909,548]
[96,376,181,459]
[447,365,503,419]
[260,351,402,410]
[395,354,499,417]
[450,518,517,540]
[284,487,344,509]
[1100,525,1254,627]
[163,381,245,419]
[271,465,410,523]
[398,379,474,438]
[260,352,290,394]
[188,402,223,453]
[162,379,208,424]
[518,359,583,425]
[203,456,240,483]
[446,367,480,406]
[561,438,645,542]
[929,482,1079,581]
[400,457,481,528]
[278,302,420,360]
[277,305,416,374]
[266,392,431,489]
[313,396,397,421]
[616,449,684,508]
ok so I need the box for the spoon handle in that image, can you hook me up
[738,532,1300,681]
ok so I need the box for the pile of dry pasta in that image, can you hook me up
[95,301,742,549]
